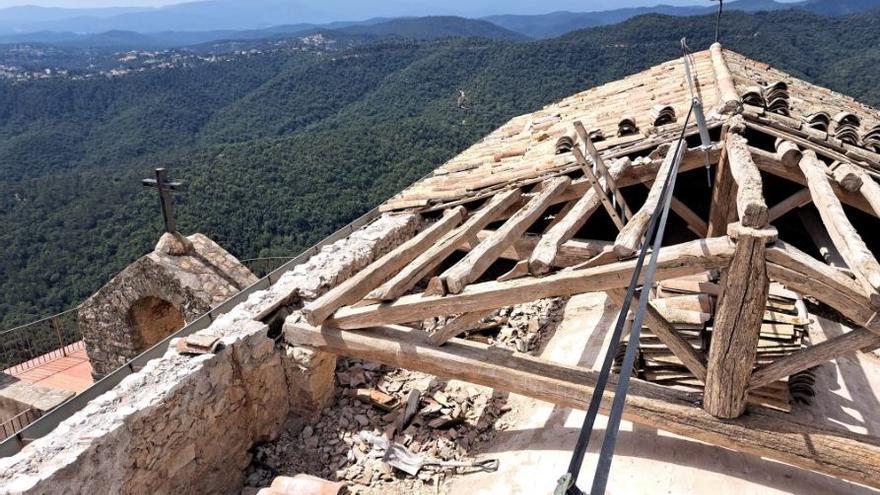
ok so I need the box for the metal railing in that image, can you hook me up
[241,257,297,278]
[0,409,41,442]
[1,308,83,374]
[0,206,383,458]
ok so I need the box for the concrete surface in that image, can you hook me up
[451,293,880,495]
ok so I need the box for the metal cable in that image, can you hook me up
[558,101,696,495]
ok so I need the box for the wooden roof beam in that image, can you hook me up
[726,126,769,228]
[749,325,880,391]
[528,157,631,275]
[329,237,736,329]
[285,321,880,490]
[368,189,522,302]
[614,138,684,257]
[302,206,467,325]
[798,150,880,302]
[437,176,570,295]
[766,240,876,325]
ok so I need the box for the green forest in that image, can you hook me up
[2,9,880,327]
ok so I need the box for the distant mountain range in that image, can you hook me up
[484,0,880,38]
[0,0,878,46]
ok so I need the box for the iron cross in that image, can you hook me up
[142,168,184,234]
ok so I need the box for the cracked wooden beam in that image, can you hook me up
[703,223,776,418]
[726,130,769,227]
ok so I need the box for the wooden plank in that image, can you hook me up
[529,158,631,275]
[749,328,880,390]
[703,225,774,418]
[368,190,522,301]
[303,207,467,325]
[798,150,880,300]
[614,138,686,257]
[330,237,736,329]
[767,188,812,223]
[606,289,708,382]
[439,176,571,294]
[285,321,880,490]
[429,310,496,345]
[726,131,769,227]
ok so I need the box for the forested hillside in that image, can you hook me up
[2,9,880,326]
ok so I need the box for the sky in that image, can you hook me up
[0,0,722,10]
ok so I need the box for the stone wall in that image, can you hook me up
[0,213,419,495]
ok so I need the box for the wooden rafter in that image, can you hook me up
[303,206,467,325]
[614,138,685,257]
[766,243,876,328]
[285,321,880,490]
[708,128,736,237]
[749,326,880,391]
[798,150,880,300]
[529,157,631,275]
[329,237,736,329]
[767,188,811,223]
[428,310,496,345]
[437,176,570,295]
[368,189,522,302]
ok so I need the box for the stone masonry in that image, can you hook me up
[0,212,419,495]
[78,232,258,378]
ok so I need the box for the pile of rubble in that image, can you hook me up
[243,297,566,494]
[424,297,566,353]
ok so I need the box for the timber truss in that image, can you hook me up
[281,43,880,489]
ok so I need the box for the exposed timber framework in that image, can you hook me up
[288,44,880,489]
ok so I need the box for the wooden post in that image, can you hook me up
[703,223,777,418]
[708,127,737,236]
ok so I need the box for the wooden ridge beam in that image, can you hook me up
[368,189,522,302]
[614,139,685,257]
[329,237,736,329]
[606,289,707,382]
[285,321,880,490]
[798,150,880,300]
[726,130,769,227]
[749,328,880,391]
[529,157,631,275]
[303,207,467,325]
[703,224,775,418]
[438,176,570,295]
[710,42,742,114]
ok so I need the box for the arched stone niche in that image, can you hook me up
[79,233,258,379]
